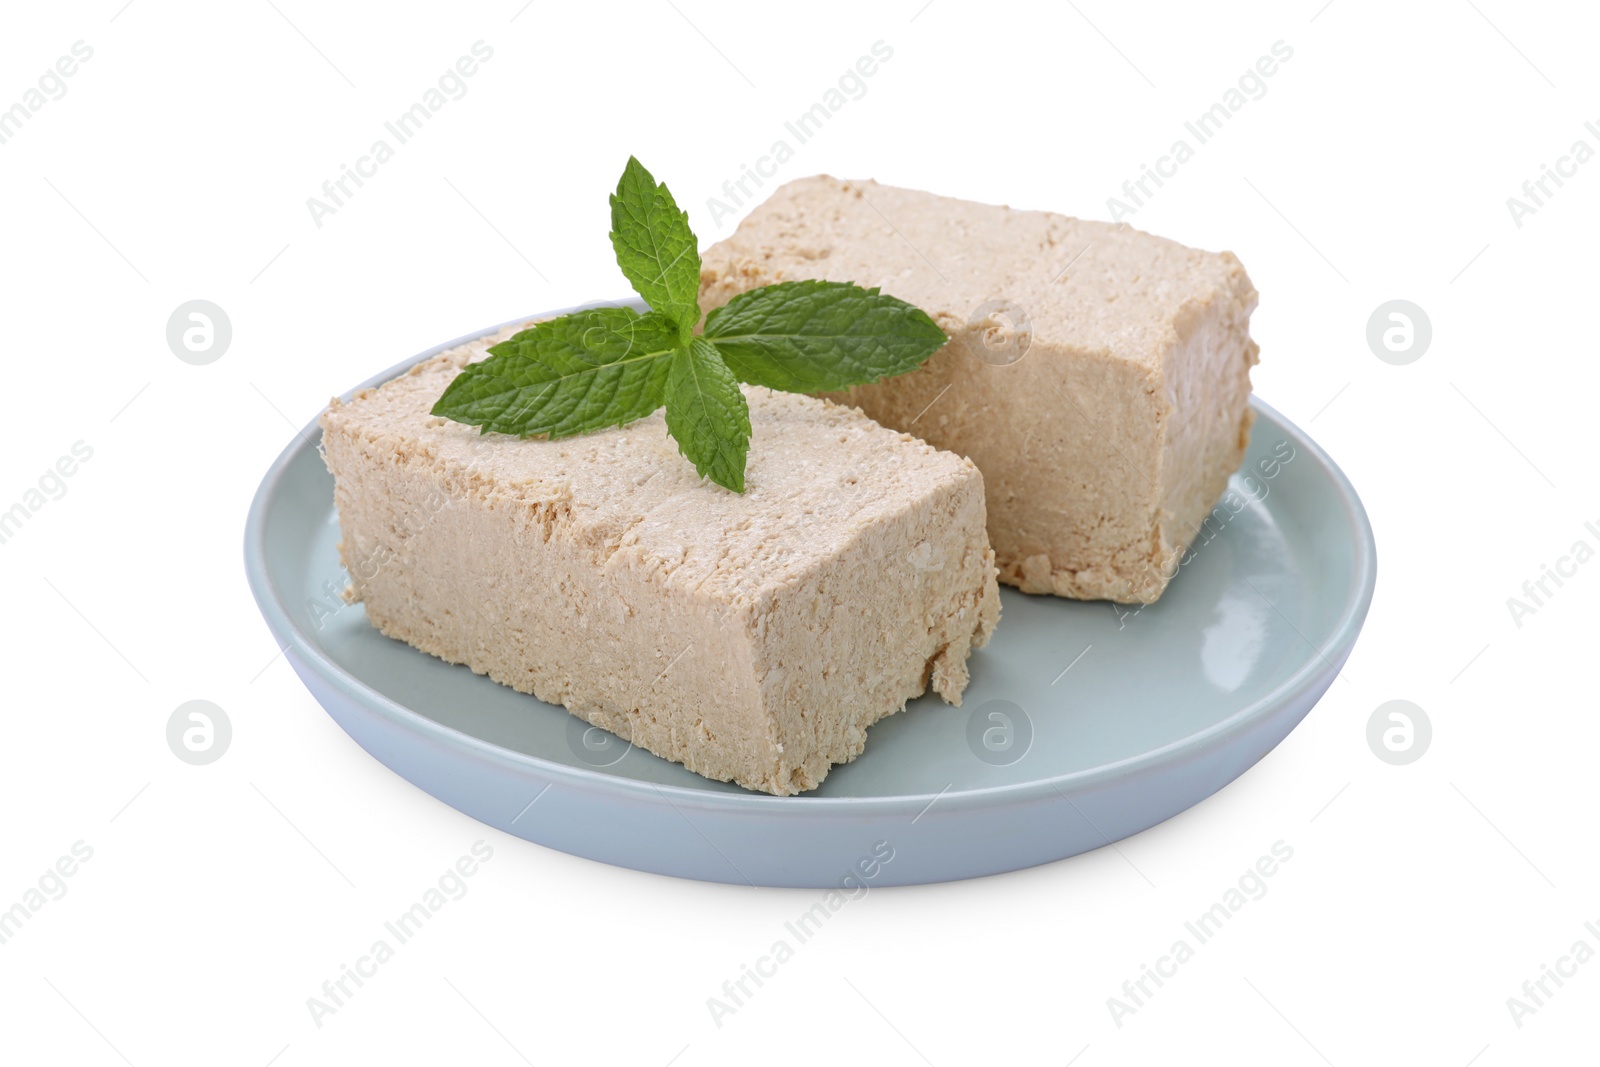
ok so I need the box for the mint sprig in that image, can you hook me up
[431,157,950,492]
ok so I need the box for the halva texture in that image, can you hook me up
[699,177,1260,603]
[320,324,1000,795]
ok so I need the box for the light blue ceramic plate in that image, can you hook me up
[244,305,1376,887]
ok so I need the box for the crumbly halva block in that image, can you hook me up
[699,177,1260,603]
[320,324,1000,795]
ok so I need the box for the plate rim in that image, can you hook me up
[244,301,1378,816]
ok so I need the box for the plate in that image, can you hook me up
[244,305,1377,887]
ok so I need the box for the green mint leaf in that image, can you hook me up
[430,306,678,437]
[609,157,701,339]
[701,280,948,392]
[664,338,750,493]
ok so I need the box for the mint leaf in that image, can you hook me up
[430,307,678,438]
[664,338,750,492]
[702,280,948,392]
[610,156,700,339]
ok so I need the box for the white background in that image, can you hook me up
[2,1,1596,1063]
